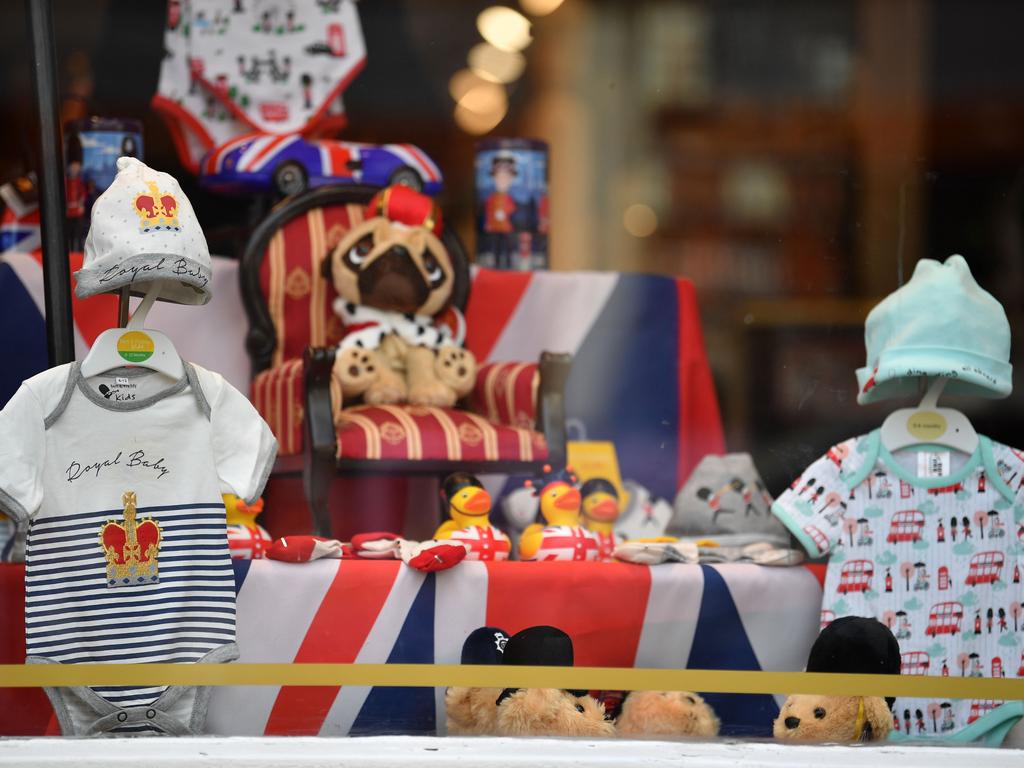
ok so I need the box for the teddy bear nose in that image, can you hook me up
[784,716,801,729]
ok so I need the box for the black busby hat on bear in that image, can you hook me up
[806,616,901,708]
[496,625,586,704]
[461,626,509,665]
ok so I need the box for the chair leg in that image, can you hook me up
[303,450,334,538]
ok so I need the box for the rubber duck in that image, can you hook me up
[580,478,621,559]
[434,472,511,561]
[518,465,599,562]
[224,493,272,560]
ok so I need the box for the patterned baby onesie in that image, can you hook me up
[0,361,276,735]
[773,430,1024,743]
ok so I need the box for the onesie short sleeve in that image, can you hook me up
[988,440,1024,506]
[772,437,866,558]
[0,384,46,522]
[208,375,277,504]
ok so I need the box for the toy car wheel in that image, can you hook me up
[273,162,308,197]
[388,166,424,193]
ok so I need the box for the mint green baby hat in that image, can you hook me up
[856,255,1012,404]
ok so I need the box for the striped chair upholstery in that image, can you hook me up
[247,191,549,463]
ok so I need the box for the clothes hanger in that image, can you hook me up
[879,376,979,455]
[79,283,185,381]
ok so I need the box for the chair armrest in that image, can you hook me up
[303,346,337,537]
[303,346,338,461]
[537,351,571,468]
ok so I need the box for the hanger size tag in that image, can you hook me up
[918,451,951,479]
[907,411,947,441]
[116,331,155,364]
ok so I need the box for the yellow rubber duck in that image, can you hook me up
[434,472,511,561]
[223,493,272,559]
[518,466,598,561]
[580,478,621,559]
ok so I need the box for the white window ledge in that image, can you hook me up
[0,736,1018,767]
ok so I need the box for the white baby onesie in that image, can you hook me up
[773,430,1024,743]
[0,361,276,735]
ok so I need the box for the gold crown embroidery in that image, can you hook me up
[133,181,181,232]
[98,491,162,587]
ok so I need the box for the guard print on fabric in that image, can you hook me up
[98,491,162,587]
[773,430,1024,741]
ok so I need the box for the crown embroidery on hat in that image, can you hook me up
[99,491,162,587]
[134,181,181,232]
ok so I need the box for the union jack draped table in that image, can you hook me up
[0,560,824,737]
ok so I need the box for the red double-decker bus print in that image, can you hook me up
[888,510,925,543]
[926,601,964,637]
[965,551,1004,586]
[837,560,874,594]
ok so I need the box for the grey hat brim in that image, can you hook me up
[74,253,212,306]
[856,346,1012,404]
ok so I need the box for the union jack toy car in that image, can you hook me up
[199,133,443,197]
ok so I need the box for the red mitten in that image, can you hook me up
[352,531,402,559]
[267,536,346,563]
[400,539,469,572]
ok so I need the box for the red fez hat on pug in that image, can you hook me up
[368,184,443,236]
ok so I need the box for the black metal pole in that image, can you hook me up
[26,0,75,365]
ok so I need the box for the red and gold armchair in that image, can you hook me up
[240,186,570,537]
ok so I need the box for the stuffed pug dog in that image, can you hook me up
[492,625,614,738]
[446,626,509,736]
[615,690,720,739]
[326,185,476,409]
[774,616,900,743]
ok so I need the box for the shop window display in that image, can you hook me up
[0,0,1021,763]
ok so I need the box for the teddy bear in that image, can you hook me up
[446,625,509,736]
[773,616,900,743]
[774,694,893,743]
[491,625,614,738]
[324,185,476,409]
[614,690,720,739]
[495,687,613,737]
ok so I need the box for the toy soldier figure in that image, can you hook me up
[484,152,517,269]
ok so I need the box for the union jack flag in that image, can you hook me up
[0,559,823,736]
